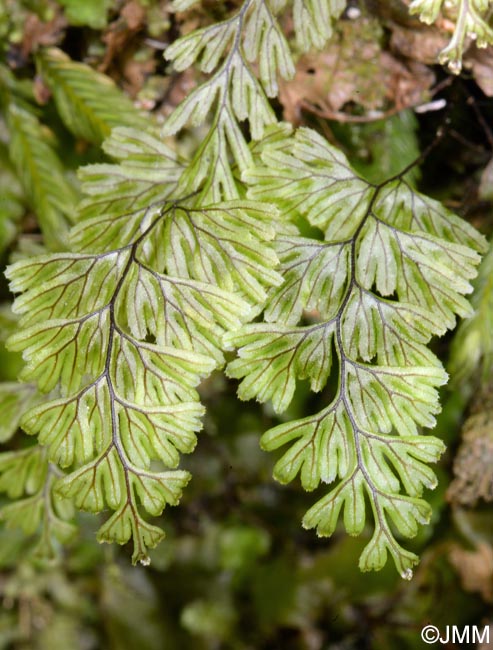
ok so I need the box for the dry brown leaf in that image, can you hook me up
[382,54,435,111]
[101,1,144,73]
[121,0,146,30]
[121,56,156,99]
[449,542,493,602]
[159,68,198,117]
[390,24,449,65]
[33,74,52,105]
[447,385,493,506]
[20,11,67,59]
[468,48,493,97]
[99,0,155,97]
[278,17,434,124]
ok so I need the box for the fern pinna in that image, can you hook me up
[0,0,487,574]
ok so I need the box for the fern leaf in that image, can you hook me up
[36,48,149,144]
[160,201,283,304]
[7,254,222,562]
[167,0,344,78]
[7,103,78,250]
[0,143,24,254]
[226,127,486,576]
[228,323,336,412]
[165,1,295,95]
[163,56,274,200]
[0,447,76,557]
[7,159,281,563]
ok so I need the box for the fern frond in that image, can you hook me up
[36,48,149,144]
[0,144,24,254]
[6,103,78,250]
[6,184,281,562]
[3,0,484,575]
[0,376,71,558]
[0,447,76,558]
[226,128,486,576]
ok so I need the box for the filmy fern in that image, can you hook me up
[6,126,281,563]
[1,0,487,574]
[226,128,486,576]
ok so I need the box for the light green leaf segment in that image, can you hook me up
[226,128,486,577]
[1,0,486,572]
